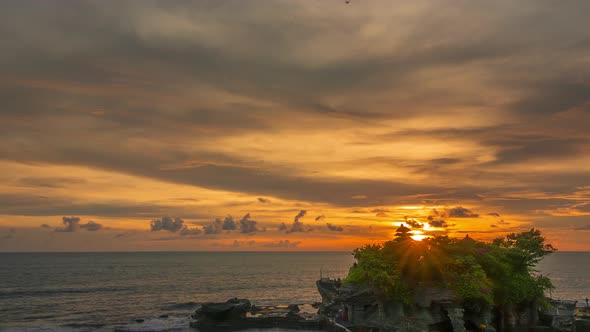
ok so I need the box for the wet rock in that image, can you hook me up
[190,298,321,330]
[192,298,252,324]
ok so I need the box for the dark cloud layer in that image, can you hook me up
[0,0,589,238]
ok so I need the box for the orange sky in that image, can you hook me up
[1,1,589,251]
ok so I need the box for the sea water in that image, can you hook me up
[0,251,588,331]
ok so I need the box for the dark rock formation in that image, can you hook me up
[577,318,590,332]
[190,299,323,330]
[317,278,465,331]
[539,298,577,332]
[186,282,580,332]
[316,278,579,332]
[192,298,252,324]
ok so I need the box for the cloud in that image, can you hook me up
[326,223,343,232]
[280,210,311,233]
[80,220,102,231]
[288,220,307,233]
[404,217,423,229]
[150,216,184,232]
[40,224,51,228]
[0,194,204,218]
[488,212,501,217]
[447,206,479,218]
[257,197,270,203]
[430,158,461,165]
[55,216,81,232]
[17,177,87,188]
[490,138,586,165]
[114,232,132,239]
[239,213,263,233]
[575,224,590,231]
[1,1,590,251]
[232,240,256,248]
[262,240,301,248]
[294,210,306,223]
[315,214,325,221]
[222,216,237,230]
[573,203,590,213]
[179,226,203,236]
[427,210,449,228]
[203,218,223,235]
[53,217,102,232]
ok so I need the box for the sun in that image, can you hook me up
[411,234,428,241]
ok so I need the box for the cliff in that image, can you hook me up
[316,278,582,332]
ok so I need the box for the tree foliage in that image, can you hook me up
[344,227,555,308]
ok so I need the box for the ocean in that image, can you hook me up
[0,251,588,332]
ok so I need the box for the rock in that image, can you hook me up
[159,314,169,318]
[190,298,322,330]
[192,298,252,323]
[540,298,577,332]
[576,318,590,332]
[135,319,144,323]
[316,278,340,304]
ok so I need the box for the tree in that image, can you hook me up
[344,229,555,313]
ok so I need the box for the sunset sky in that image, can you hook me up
[1,0,589,251]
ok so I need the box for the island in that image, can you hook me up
[190,228,588,332]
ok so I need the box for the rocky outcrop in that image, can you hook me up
[186,283,580,332]
[192,298,252,326]
[539,298,577,332]
[317,279,465,332]
[317,279,580,332]
[190,299,323,330]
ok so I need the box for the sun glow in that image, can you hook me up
[411,234,428,241]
